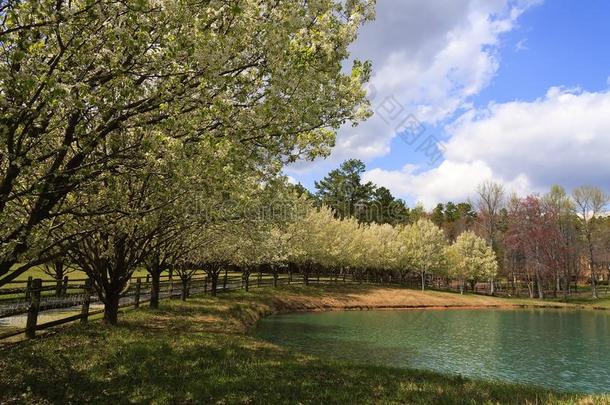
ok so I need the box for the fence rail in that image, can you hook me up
[0,271,331,341]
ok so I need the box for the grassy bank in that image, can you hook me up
[0,285,607,404]
[551,295,610,309]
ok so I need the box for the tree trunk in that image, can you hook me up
[150,271,161,309]
[211,272,218,296]
[563,271,569,301]
[554,270,560,298]
[50,261,65,297]
[103,292,120,325]
[55,277,63,297]
[62,276,69,296]
[591,263,597,299]
[421,270,425,291]
[244,272,250,291]
[536,266,544,300]
[587,231,598,299]
[181,278,188,301]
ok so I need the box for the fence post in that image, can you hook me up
[204,277,208,294]
[25,276,33,300]
[134,278,141,308]
[168,281,174,299]
[25,279,42,339]
[81,279,91,324]
[288,271,292,285]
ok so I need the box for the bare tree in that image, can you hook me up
[543,185,579,300]
[474,181,505,294]
[572,186,609,299]
[475,181,506,244]
[42,259,77,297]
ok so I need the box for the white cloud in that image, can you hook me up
[364,161,495,208]
[364,87,610,207]
[515,38,528,51]
[325,0,541,162]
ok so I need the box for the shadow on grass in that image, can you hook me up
[0,331,582,404]
[0,287,599,404]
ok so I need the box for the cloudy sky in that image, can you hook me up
[286,0,610,208]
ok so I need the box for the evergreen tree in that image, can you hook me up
[371,187,410,225]
[314,159,376,222]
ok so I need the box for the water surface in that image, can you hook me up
[253,308,610,393]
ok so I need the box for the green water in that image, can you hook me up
[253,308,610,393]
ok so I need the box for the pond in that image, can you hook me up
[252,308,610,393]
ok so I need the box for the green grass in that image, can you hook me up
[5,265,152,283]
[4,265,281,285]
[1,286,608,404]
[550,295,610,309]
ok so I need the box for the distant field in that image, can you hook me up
[2,266,289,291]
[4,266,185,286]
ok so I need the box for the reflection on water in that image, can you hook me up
[253,309,610,394]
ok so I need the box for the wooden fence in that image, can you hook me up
[0,271,347,342]
[4,269,603,342]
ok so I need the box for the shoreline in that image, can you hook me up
[3,284,608,343]
[229,284,609,331]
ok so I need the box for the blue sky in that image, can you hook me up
[476,0,610,103]
[287,0,610,207]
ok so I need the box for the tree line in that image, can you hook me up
[309,160,610,299]
[429,183,610,299]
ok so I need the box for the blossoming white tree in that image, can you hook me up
[0,0,374,286]
[399,219,448,291]
[447,231,498,294]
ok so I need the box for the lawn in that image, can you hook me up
[4,265,152,284]
[1,285,608,404]
[552,295,610,309]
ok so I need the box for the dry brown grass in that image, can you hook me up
[260,284,575,313]
[183,284,589,334]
